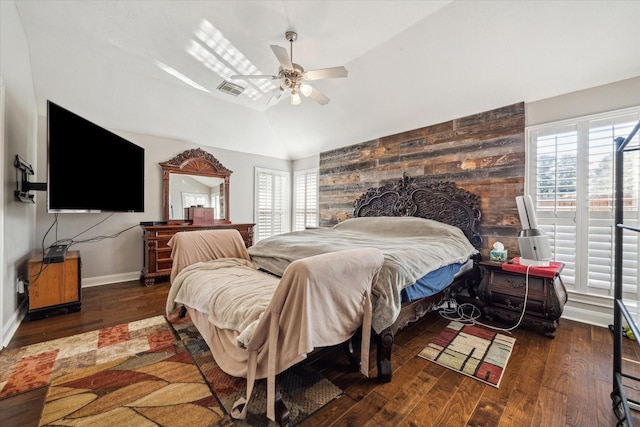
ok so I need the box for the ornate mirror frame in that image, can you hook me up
[160,148,232,223]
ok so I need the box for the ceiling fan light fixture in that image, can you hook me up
[299,83,313,97]
[290,90,302,105]
[233,30,347,106]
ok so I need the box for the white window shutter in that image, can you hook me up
[255,168,290,241]
[293,169,318,231]
[527,108,640,300]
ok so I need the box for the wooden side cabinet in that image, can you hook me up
[28,250,81,319]
[140,223,255,286]
[478,260,567,338]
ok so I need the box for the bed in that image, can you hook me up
[166,174,483,424]
[248,173,483,382]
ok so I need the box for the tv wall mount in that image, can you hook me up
[15,155,46,203]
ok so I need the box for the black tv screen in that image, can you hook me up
[47,101,145,213]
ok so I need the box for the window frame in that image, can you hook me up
[525,106,640,300]
[254,167,291,242]
[293,168,319,231]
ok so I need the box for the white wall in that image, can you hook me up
[34,128,291,283]
[293,154,320,172]
[526,76,640,126]
[1,0,39,346]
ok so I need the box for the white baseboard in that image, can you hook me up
[561,292,614,329]
[562,304,612,328]
[81,271,142,288]
[2,299,27,348]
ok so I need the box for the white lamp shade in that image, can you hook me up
[290,91,302,105]
[299,83,313,97]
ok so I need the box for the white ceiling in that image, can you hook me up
[13,0,640,160]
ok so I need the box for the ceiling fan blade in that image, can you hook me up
[307,86,330,105]
[305,66,348,80]
[231,74,277,80]
[270,45,293,70]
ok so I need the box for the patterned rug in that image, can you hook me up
[417,320,516,387]
[2,314,342,425]
[169,313,343,426]
[0,316,174,399]
[39,341,224,426]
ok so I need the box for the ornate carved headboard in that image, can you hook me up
[353,173,482,249]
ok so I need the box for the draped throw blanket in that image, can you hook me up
[165,229,385,421]
[168,228,250,283]
[248,216,478,333]
[171,258,278,348]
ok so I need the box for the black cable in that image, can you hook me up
[32,214,139,285]
[439,264,532,334]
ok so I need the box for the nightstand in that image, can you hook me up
[478,260,567,338]
[28,250,82,319]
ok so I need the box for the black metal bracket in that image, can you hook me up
[14,155,46,203]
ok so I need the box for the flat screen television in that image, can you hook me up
[47,101,145,213]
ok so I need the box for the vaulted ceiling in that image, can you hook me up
[13,1,640,160]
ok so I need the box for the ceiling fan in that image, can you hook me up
[231,31,348,106]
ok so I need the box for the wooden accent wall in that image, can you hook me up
[319,102,525,258]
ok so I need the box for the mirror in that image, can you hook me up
[160,148,231,223]
[168,175,225,220]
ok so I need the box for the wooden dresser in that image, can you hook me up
[140,222,254,286]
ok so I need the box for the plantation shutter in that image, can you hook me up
[293,169,318,231]
[528,108,640,300]
[255,168,290,242]
[532,125,578,292]
[586,116,640,299]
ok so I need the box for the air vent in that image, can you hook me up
[217,80,245,97]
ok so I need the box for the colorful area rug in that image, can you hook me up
[2,314,343,426]
[169,313,343,426]
[39,341,224,426]
[418,320,516,388]
[0,316,174,399]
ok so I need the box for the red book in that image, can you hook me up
[501,257,564,278]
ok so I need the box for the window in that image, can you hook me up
[526,108,640,300]
[254,168,290,241]
[182,192,211,210]
[293,169,318,231]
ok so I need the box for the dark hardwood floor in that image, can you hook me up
[1,279,638,426]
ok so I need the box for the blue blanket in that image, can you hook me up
[402,262,463,302]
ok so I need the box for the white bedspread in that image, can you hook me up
[248,216,478,333]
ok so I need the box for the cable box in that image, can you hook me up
[44,245,68,264]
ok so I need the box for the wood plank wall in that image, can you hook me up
[318,102,525,258]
